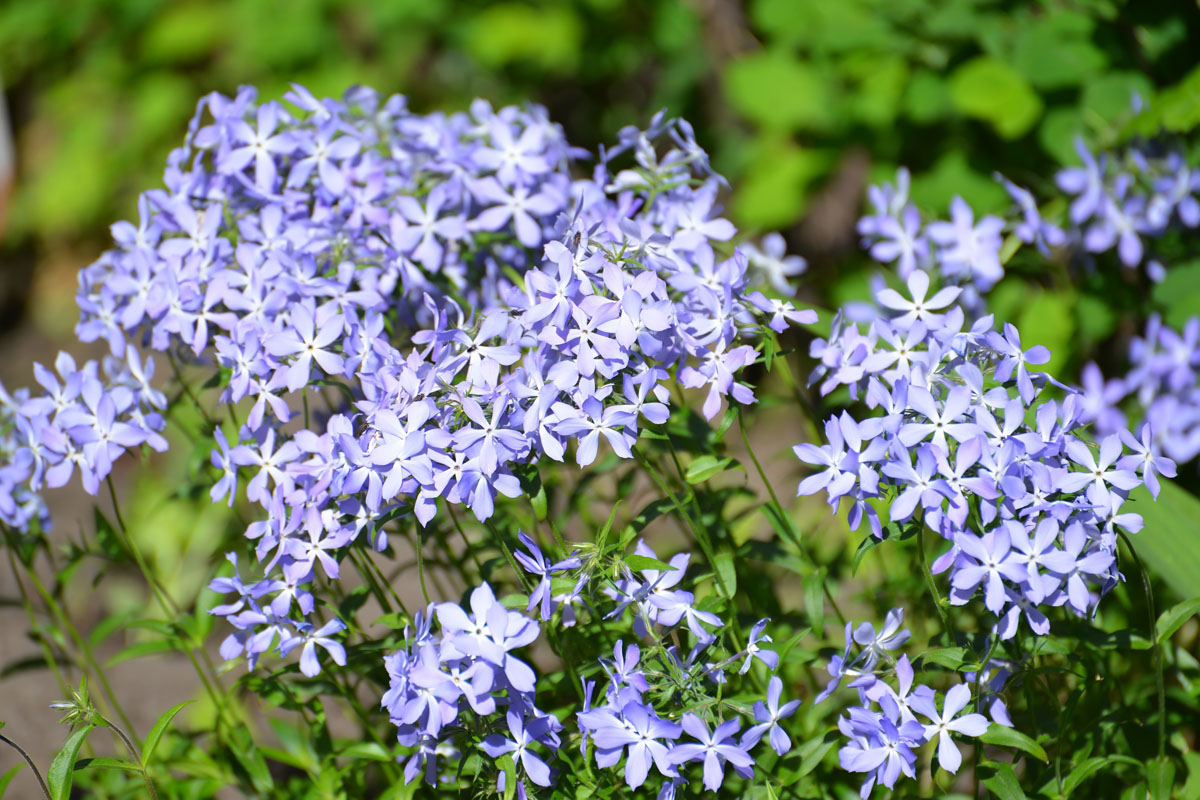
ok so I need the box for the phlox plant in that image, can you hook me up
[0,83,1198,800]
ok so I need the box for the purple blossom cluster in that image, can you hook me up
[1080,314,1199,472]
[798,271,1153,637]
[0,348,168,530]
[381,537,797,797]
[819,610,996,798]
[858,136,1200,308]
[60,85,811,676]
[381,583,559,790]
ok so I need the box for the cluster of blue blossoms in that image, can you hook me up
[382,537,797,797]
[0,85,812,676]
[801,269,1149,638]
[859,133,1200,313]
[1081,313,1199,472]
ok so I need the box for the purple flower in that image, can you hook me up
[743,676,801,755]
[908,683,988,773]
[481,711,554,787]
[668,714,754,791]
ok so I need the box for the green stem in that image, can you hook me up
[103,478,233,731]
[737,406,847,628]
[916,524,953,641]
[95,712,158,800]
[1118,529,1165,759]
[0,733,51,800]
[165,351,215,428]
[5,547,71,697]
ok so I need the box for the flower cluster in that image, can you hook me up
[819,610,996,798]
[1080,314,1199,474]
[0,348,168,530]
[380,537,798,797]
[799,270,1152,637]
[381,582,560,790]
[45,84,813,674]
[858,135,1200,310]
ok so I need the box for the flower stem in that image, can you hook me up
[1117,529,1165,759]
[0,732,51,800]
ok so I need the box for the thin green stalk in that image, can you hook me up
[0,733,51,800]
[916,524,953,641]
[409,528,431,605]
[19,555,137,736]
[95,712,159,800]
[165,351,216,428]
[103,478,234,730]
[1118,529,1165,759]
[5,547,71,696]
[736,406,847,628]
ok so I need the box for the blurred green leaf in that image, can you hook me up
[724,50,834,132]
[1156,597,1200,644]
[685,455,737,484]
[1016,289,1075,375]
[1151,258,1200,329]
[1082,71,1154,126]
[904,69,952,124]
[1012,15,1106,90]
[461,4,582,73]
[949,56,1043,139]
[1129,479,1200,603]
[49,724,94,800]
[980,760,1028,800]
[0,763,24,797]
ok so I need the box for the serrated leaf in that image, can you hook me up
[979,723,1048,763]
[685,455,736,484]
[142,700,192,766]
[1156,596,1200,643]
[980,761,1028,800]
[49,724,94,800]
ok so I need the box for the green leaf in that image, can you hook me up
[1151,258,1200,330]
[1061,756,1115,795]
[685,455,736,484]
[803,568,825,634]
[1129,479,1200,602]
[1012,17,1106,90]
[49,724,94,800]
[713,551,737,598]
[1082,71,1154,125]
[337,742,393,761]
[1156,596,1200,644]
[949,56,1043,139]
[1147,757,1176,800]
[725,50,835,131]
[498,754,517,800]
[142,700,192,766]
[0,763,24,798]
[980,723,1049,763]
[919,647,967,671]
[106,639,178,667]
[624,554,674,573]
[980,761,1028,800]
[75,757,141,773]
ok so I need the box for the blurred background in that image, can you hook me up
[1,0,1199,795]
